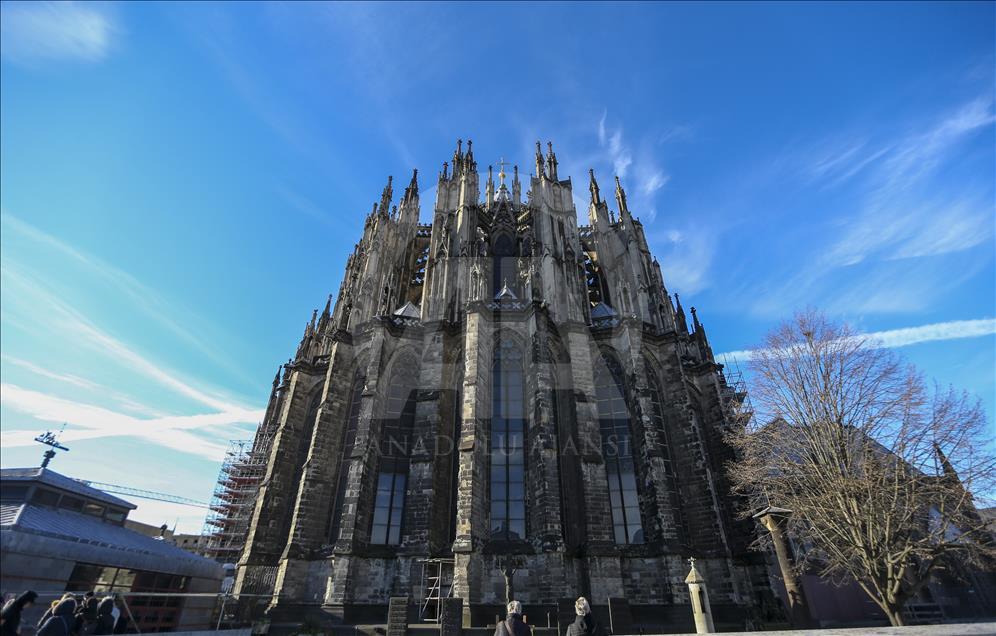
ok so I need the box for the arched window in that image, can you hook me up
[371,359,417,545]
[490,338,526,540]
[328,372,364,544]
[594,353,644,545]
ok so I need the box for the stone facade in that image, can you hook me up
[233,141,775,630]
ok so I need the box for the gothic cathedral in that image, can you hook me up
[233,140,774,630]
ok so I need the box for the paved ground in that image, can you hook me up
[626,623,996,635]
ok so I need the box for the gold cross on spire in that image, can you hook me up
[497,156,509,185]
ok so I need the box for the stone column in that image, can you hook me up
[684,558,714,634]
[452,307,491,622]
[564,328,614,545]
[754,506,813,629]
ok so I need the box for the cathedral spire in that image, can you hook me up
[486,164,495,207]
[318,294,332,330]
[378,175,393,216]
[691,306,714,360]
[674,294,688,333]
[615,175,631,222]
[512,164,521,205]
[546,141,559,180]
[535,141,545,179]
[589,169,601,204]
[403,168,419,203]
[453,139,463,175]
[465,139,476,172]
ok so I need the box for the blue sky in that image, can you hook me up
[1,1,993,531]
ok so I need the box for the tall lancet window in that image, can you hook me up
[328,372,364,544]
[492,233,516,296]
[594,354,644,545]
[371,362,417,545]
[490,338,526,540]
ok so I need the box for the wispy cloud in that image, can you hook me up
[719,318,996,362]
[811,96,995,268]
[1,354,99,391]
[597,111,634,178]
[0,1,116,66]
[275,185,338,227]
[1,383,259,461]
[1,214,259,389]
[1,262,254,414]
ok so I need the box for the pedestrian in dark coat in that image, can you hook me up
[565,597,604,636]
[76,596,99,636]
[494,601,531,636]
[0,591,37,636]
[93,599,115,636]
[36,595,74,630]
[37,599,76,636]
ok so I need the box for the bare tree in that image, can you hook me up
[727,310,996,626]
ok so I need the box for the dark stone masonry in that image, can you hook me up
[233,141,777,631]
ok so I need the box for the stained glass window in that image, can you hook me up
[594,354,644,544]
[490,339,526,540]
[370,364,416,545]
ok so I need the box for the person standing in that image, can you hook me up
[93,599,115,636]
[37,598,76,636]
[566,597,604,636]
[494,601,531,636]
[0,591,37,636]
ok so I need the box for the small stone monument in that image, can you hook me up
[684,557,715,634]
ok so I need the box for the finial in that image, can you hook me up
[691,306,701,330]
[442,162,448,179]
[513,164,518,180]
[589,168,601,204]
[614,175,629,216]
[457,139,463,154]
[467,139,473,154]
[547,141,553,155]
[535,141,542,155]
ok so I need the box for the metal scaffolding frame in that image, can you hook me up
[202,427,274,564]
[417,557,455,622]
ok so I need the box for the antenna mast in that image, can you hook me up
[34,424,70,468]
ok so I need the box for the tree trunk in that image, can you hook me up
[883,602,906,627]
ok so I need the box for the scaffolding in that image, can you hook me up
[417,558,454,622]
[719,354,755,428]
[202,427,274,564]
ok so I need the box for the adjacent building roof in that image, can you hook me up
[1,467,135,510]
[1,502,209,563]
